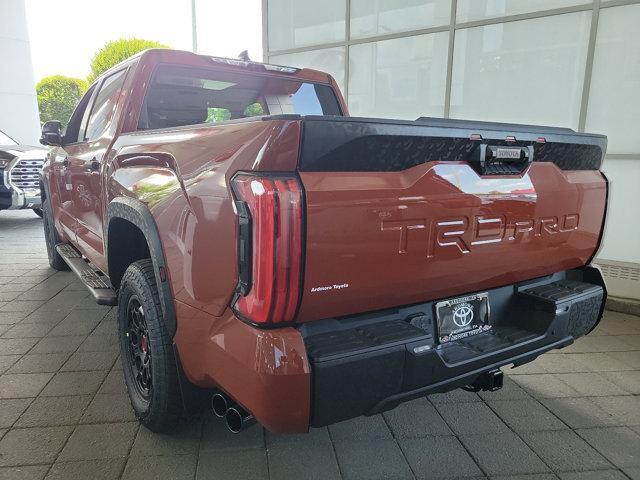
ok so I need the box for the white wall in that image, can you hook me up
[0,0,41,145]
[599,159,640,265]
[583,3,640,271]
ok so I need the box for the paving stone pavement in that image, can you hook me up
[1,209,639,480]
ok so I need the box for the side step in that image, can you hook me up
[55,244,117,306]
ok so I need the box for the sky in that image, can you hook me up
[25,0,263,83]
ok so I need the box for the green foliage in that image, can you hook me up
[244,102,264,117]
[36,75,88,127]
[88,38,168,83]
[207,108,231,123]
[206,103,264,123]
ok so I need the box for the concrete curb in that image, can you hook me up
[606,296,640,317]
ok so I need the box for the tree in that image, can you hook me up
[88,38,168,83]
[205,103,264,123]
[36,75,88,127]
[206,108,231,123]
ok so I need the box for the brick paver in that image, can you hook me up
[1,209,639,479]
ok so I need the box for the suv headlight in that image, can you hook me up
[0,159,10,169]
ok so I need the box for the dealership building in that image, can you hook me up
[263,0,640,300]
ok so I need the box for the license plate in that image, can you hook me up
[435,292,491,344]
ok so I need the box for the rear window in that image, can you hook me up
[138,64,342,130]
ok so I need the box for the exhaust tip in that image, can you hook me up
[226,407,243,433]
[226,406,255,434]
[211,393,229,418]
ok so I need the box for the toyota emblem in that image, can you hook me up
[452,303,474,327]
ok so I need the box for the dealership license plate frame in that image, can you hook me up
[435,292,491,344]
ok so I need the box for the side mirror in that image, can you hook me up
[40,121,63,146]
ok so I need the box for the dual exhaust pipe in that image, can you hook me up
[211,392,256,434]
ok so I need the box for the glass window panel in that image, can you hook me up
[456,0,589,23]
[350,0,451,39]
[348,33,448,120]
[585,4,640,154]
[268,0,346,51]
[597,158,640,265]
[139,64,342,130]
[269,47,347,94]
[450,12,590,129]
[85,68,128,141]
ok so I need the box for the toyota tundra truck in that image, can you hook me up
[39,49,608,435]
[1,129,47,216]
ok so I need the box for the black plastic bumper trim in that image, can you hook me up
[299,117,607,172]
[303,268,605,427]
[369,336,572,414]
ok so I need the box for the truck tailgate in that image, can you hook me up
[295,117,607,322]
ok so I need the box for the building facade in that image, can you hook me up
[0,0,41,145]
[263,0,640,299]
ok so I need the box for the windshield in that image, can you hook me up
[138,64,342,130]
[0,130,17,145]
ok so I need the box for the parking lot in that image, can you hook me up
[0,209,639,480]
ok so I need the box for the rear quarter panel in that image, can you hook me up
[108,119,301,317]
[107,118,309,432]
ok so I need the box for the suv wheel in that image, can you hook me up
[42,198,69,271]
[118,259,182,432]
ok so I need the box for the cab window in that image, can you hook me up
[138,64,341,130]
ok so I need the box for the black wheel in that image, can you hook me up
[41,198,69,270]
[118,259,182,432]
[33,208,43,218]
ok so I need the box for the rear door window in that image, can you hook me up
[138,64,342,130]
[84,68,128,140]
[63,84,97,144]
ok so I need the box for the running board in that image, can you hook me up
[55,244,117,306]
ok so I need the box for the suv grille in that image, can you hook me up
[10,159,44,191]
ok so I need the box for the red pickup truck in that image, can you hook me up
[39,49,608,435]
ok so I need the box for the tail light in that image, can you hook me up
[230,173,303,325]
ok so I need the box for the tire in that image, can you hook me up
[41,198,69,271]
[118,259,182,432]
[33,208,43,218]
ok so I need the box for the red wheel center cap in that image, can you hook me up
[140,336,148,353]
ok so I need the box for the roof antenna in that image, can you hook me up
[238,50,250,61]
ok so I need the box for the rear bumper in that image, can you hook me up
[301,266,605,427]
[177,266,605,433]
